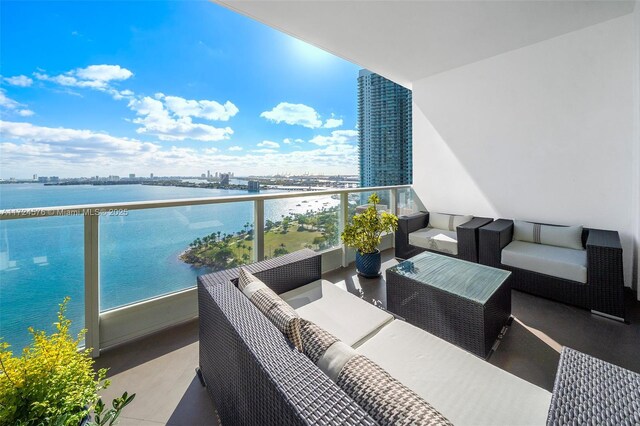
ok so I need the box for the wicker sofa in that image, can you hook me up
[395,211,492,262]
[197,249,554,425]
[479,219,626,321]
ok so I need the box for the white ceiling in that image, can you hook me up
[214,0,635,88]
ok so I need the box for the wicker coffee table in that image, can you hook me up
[386,251,511,358]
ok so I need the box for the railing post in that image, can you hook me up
[84,213,100,358]
[253,199,265,262]
[390,188,398,248]
[339,192,349,267]
[390,188,398,216]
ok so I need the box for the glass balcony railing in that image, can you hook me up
[0,216,85,351]
[99,201,255,311]
[264,194,340,258]
[0,185,414,355]
[397,187,421,216]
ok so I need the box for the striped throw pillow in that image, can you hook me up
[300,319,452,426]
[429,212,473,232]
[238,269,303,351]
[513,221,583,250]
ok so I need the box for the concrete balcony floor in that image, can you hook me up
[95,249,640,425]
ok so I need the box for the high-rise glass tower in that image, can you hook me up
[358,69,412,187]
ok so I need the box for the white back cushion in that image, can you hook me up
[429,212,473,231]
[513,220,583,250]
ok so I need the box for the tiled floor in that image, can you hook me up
[95,250,640,425]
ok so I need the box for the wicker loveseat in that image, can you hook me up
[197,249,555,425]
[479,219,626,321]
[197,251,375,425]
[395,211,492,262]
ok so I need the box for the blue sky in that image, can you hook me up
[0,1,361,178]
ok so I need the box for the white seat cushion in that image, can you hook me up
[502,240,587,283]
[356,320,551,426]
[409,227,458,255]
[280,280,394,347]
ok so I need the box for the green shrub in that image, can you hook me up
[341,193,398,254]
[0,298,108,425]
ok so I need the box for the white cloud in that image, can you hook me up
[0,121,359,178]
[161,94,238,122]
[323,118,343,129]
[252,148,278,154]
[283,138,304,144]
[111,89,135,101]
[260,102,322,129]
[228,146,243,151]
[34,64,133,90]
[4,75,33,87]
[127,96,234,142]
[0,121,160,166]
[309,129,358,146]
[257,140,280,149]
[0,89,34,116]
[75,65,132,82]
[0,90,21,110]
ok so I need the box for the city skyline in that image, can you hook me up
[0,1,361,179]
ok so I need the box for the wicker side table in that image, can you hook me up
[386,251,511,358]
[547,347,640,425]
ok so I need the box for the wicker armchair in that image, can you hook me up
[197,249,375,425]
[479,219,625,321]
[395,211,492,262]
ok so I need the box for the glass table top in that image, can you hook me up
[388,251,511,304]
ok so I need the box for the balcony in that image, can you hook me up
[2,182,640,424]
[2,0,640,423]
[91,248,640,425]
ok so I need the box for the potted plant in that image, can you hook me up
[0,297,134,425]
[341,193,398,277]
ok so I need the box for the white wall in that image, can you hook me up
[412,11,639,289]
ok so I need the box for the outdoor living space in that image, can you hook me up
[2,0,640,425]
[95,249,640,425]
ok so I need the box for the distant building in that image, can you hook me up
[108,175,120,181]
[38,176,48,183]
[201,173,206,178]
[248,181,260,192]
[207,170,211,179]
[129,173,136,179]
[33,174,37,180]
[150,173,154,179]
[219,173,230,185]
[49,176,59,183]
[357,69,412,187]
